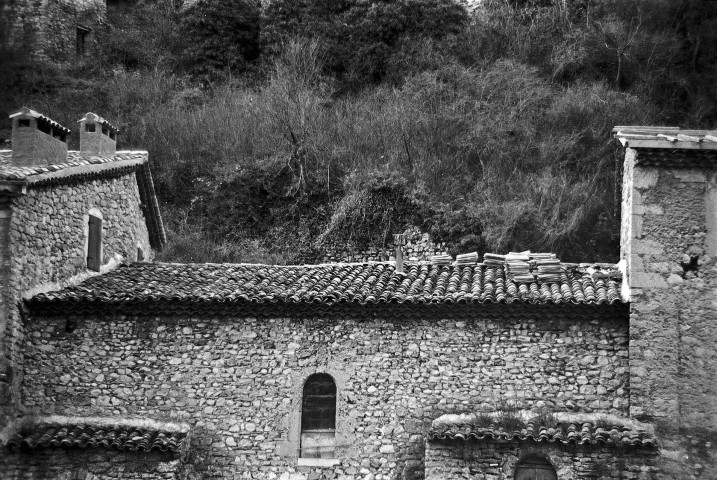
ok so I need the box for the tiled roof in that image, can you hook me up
[0,150,167,251]
[79,112,119,134]
[0,150,145,182]
[10,107,71,135]
[613,126,717,169]
[4,417,189,454]
[429,413,656,448]
[613,126,717,145]
[27,261,625,317]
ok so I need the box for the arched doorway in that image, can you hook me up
[514,455,558,480]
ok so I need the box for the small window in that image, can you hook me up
[18,119,30,128]
[515,456,557,480]
[76,26,90,57]
[85,123,96,132]
[301,373,336,458]
[87,214,102,271]
[137,247,144,262]
[101,126,108,136]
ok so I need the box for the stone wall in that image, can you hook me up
[621,149,717,478]
[20,313,629,479]
[2,0,106,60]
[322,226,448,263]
[425,440,658,480]
[1,171,152,429]
[1,449,186,480]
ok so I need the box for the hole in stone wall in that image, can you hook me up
[86,123,96,132]
[681,254,699,278]
[65,318,77,333]
[18,119,30,128]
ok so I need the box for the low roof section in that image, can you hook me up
[3,416,189,454]
[0,150,166,251]
[429,412,657,449]
[27,260,626,319]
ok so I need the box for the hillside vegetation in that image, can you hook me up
[1,0,716,263]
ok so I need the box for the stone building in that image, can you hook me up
[1,0,106,60]
[0,107,166,429]
[0,114,716,480]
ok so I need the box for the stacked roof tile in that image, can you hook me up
[27,261,625,317]
[429,414,656,448]
[4,417,189,454]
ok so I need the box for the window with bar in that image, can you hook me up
[300,373,336,459]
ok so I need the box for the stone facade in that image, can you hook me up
[620,147,717,479]
[1,168,155,428]
[1,0,106,60]
[10,313,629,479]
[322,226,448,263]
[425,440,658,480]
[4,449,185,480]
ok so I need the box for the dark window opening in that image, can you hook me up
[18,119,30,128]
[76,26,90,57]
[137,247,144,262]
[38,120,51,135]
[102,126,108,136]
[301,373,337,458]
[86,123,96,132]
[87,214,102,272]
[514,456,557,480]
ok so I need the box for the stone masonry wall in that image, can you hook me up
[2,0,105,60]
[321,226,448,263]
[622,149,717,479]
[1,171,152,429]
[21,313,628,479]
[425,440,658,480]
[1,449,185,480]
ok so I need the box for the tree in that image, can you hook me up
[262,0,469,89]
[181,0,261,78]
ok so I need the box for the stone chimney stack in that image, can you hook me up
[614,127,717,447]
[79,113,118,156]
[9,107,70,167]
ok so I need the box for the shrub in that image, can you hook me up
[262,0,469,89]
[181,0,261,79]
[102,0,184,70]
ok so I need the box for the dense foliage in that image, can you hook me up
[1,0,716,263]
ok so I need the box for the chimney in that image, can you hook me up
[9,107,70,167]
[79,112,118,156]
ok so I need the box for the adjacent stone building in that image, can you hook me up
[0,107,166,429]
[0,117,716,480]
[1,0,106,60]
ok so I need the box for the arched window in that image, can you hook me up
[301,373,336,459]
[515,455,557,480]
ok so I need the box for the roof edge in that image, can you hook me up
[25,155,147,186]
